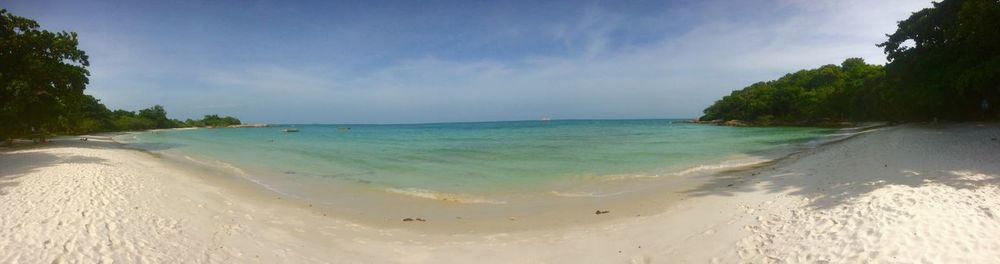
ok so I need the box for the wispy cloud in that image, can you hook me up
[6,0,932,123]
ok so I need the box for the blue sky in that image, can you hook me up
[3,0,931,124]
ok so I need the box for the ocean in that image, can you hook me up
[116,119,835,228]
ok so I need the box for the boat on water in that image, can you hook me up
[282,128,300,132]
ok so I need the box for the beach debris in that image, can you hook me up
[727,184,734,187]
[402,218,414,222]
[284,171,296,174]
[595,210,611,215]
[402,218,426,222]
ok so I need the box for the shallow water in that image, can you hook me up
[121,120,831,202]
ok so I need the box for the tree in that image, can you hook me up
[878,0,1000,120]
[138,104,179,129]
[195,114,242,127]
[701,58,885,125]
[1,10,246,139]
[1,9,90,143]
[63,94,114,134]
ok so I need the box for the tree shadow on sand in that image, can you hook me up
[0,138,118,195]
[680,124,1000,210]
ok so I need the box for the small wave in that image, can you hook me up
[549,190,628,198]
[823,127,883,138]
[598,173,662,181]
[180,155,250,176]
[175,154,303,198]
[671,157,772,176]
[806,126,884,147]
[384,188,507,204]
[596,157,773,182]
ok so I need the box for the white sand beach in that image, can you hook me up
[2,123,999,263]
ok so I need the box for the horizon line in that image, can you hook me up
[259,117,696,126]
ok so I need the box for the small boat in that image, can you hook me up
[282,128,299,132]
[336,127,351,131]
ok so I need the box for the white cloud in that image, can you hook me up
[76,0,933,123]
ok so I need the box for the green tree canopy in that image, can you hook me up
[1,9,90,141]
[138,105,179,129]
[878,0,1000,120]
[701,58,886,125]
[1,10,243,142]
[194,114,242,127]
[703,0,999,125]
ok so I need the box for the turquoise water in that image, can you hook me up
[123,120,832,198]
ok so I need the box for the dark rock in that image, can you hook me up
[595,210,610,215]
[402,218,414,222]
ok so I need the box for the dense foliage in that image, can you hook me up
[183,115,242,128]
[66,96,242,133]
[1,9,89,141]
[1,9,240,144]
[878,0,1000,120]
[702,0,999,124]
[702,58,888,124]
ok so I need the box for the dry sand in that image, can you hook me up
[1,123,998,263]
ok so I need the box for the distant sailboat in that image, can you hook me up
[541,117,551,122]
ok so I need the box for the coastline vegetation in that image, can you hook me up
[701,0,999,125]
[1,9,240,144]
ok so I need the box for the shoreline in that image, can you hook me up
[2,123,998,262]
[108,124,865,234]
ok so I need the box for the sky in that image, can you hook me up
[2,0,933,124]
